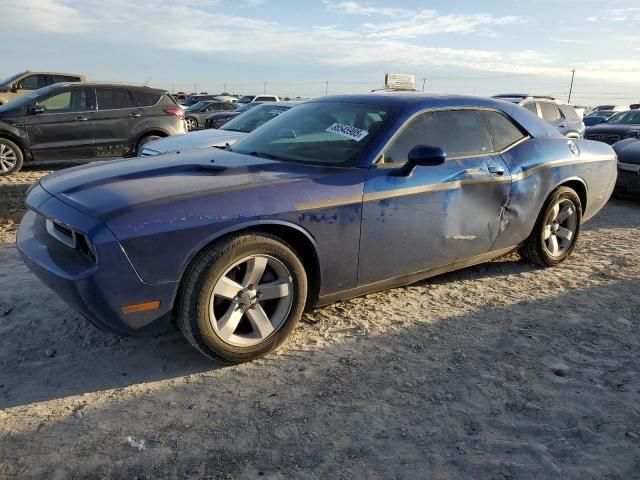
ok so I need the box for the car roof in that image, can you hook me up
[308,93,562,139]
[49,82,166,94]
[20,71,85,77]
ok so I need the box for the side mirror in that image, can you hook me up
[396,145,446,176]
[10,83,19,93]
[30,104,44,115]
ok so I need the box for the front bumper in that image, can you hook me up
[615,162,640,194]
[17,186,178,335]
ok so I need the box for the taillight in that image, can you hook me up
[164,108,185,120]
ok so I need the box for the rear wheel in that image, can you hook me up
[185,117,198,131]
[0,138,23,176]
[177,233,307,363]
[519,186,582,267]
[136,134,162,154]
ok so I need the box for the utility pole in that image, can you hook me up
[567,69,575,103]
[171,83,175,94]
[324,81,329,96]
[193,83,197,94]
[421,77,426,92]
[263,82,267,94]
[223,83,227,93]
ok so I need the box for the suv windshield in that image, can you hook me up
[606,111,640,125]
[237,95,255,103]
[0,72,26,87]
[230,101,394,166]
[222,104,293,133]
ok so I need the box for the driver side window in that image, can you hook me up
[20,74,49,90]
[383,110,494,164]
[39,89,89,113]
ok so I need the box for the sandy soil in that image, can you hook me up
[0,169,639,479]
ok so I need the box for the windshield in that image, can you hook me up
[187,101,207,111]
[593,105,615,112]
[238,95,255,103]
[606,111,640,125]
[222,104,292,133]
[0,72,25,86]
[230,101,394,166]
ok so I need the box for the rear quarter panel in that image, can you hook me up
[493,137,616,250]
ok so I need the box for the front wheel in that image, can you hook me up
[519,186,582,267]
[0,138,23,176]
[177,233,307,363]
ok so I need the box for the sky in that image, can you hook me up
[2,0,640,105]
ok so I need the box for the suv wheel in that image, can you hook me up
[0,138,23,176]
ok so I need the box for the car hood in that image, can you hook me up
[613,138,640,165]
[143,129,246,154]
[586,124,640,136]
[38,148,346,222]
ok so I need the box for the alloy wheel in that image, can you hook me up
[542,198,578,258]
[0,143,17,173]
[186,117,197,131]
[209,254,294,347]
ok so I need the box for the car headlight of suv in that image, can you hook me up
[623,130,639,139]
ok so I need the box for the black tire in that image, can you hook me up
[0,138,24,176]
[185,117,198,131]
[177,233,308,363]
[519,186,582,267]
[136,134,162,154]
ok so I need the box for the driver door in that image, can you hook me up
[26,87,95,161]
[358,109,513,285]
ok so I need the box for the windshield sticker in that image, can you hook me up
[325,123,369,141]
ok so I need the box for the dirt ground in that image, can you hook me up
[0,168,639,479]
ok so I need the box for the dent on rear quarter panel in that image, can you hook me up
[493,138,615,250]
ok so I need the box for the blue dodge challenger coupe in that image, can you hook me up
[17,94,617,363]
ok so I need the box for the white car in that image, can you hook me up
[214,95,237,103]
[139,101,301,156]
[237,94,281,104]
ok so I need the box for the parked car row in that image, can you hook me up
[140,101,301,156]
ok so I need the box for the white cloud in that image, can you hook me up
[362,12,523,39]
[549,37,588,44]
[322,1,410,18]
[3,0,639,86]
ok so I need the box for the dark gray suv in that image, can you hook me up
[0,82,186,175]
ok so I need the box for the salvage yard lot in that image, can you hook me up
[0,169,639,478]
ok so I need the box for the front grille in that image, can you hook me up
[587,134,620,145]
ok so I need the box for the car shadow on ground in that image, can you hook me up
[0,249,537,409]
[1,276,639,479]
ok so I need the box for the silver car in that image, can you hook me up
[140,101,302,156]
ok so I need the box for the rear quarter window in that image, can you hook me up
[539,102,561,121]
[133,91,161,107]
[483,111,527,151]
[96,89,137,110]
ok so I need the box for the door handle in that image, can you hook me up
[129,112,142,118]
[488,165,505,176]
[74,116,89,122]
